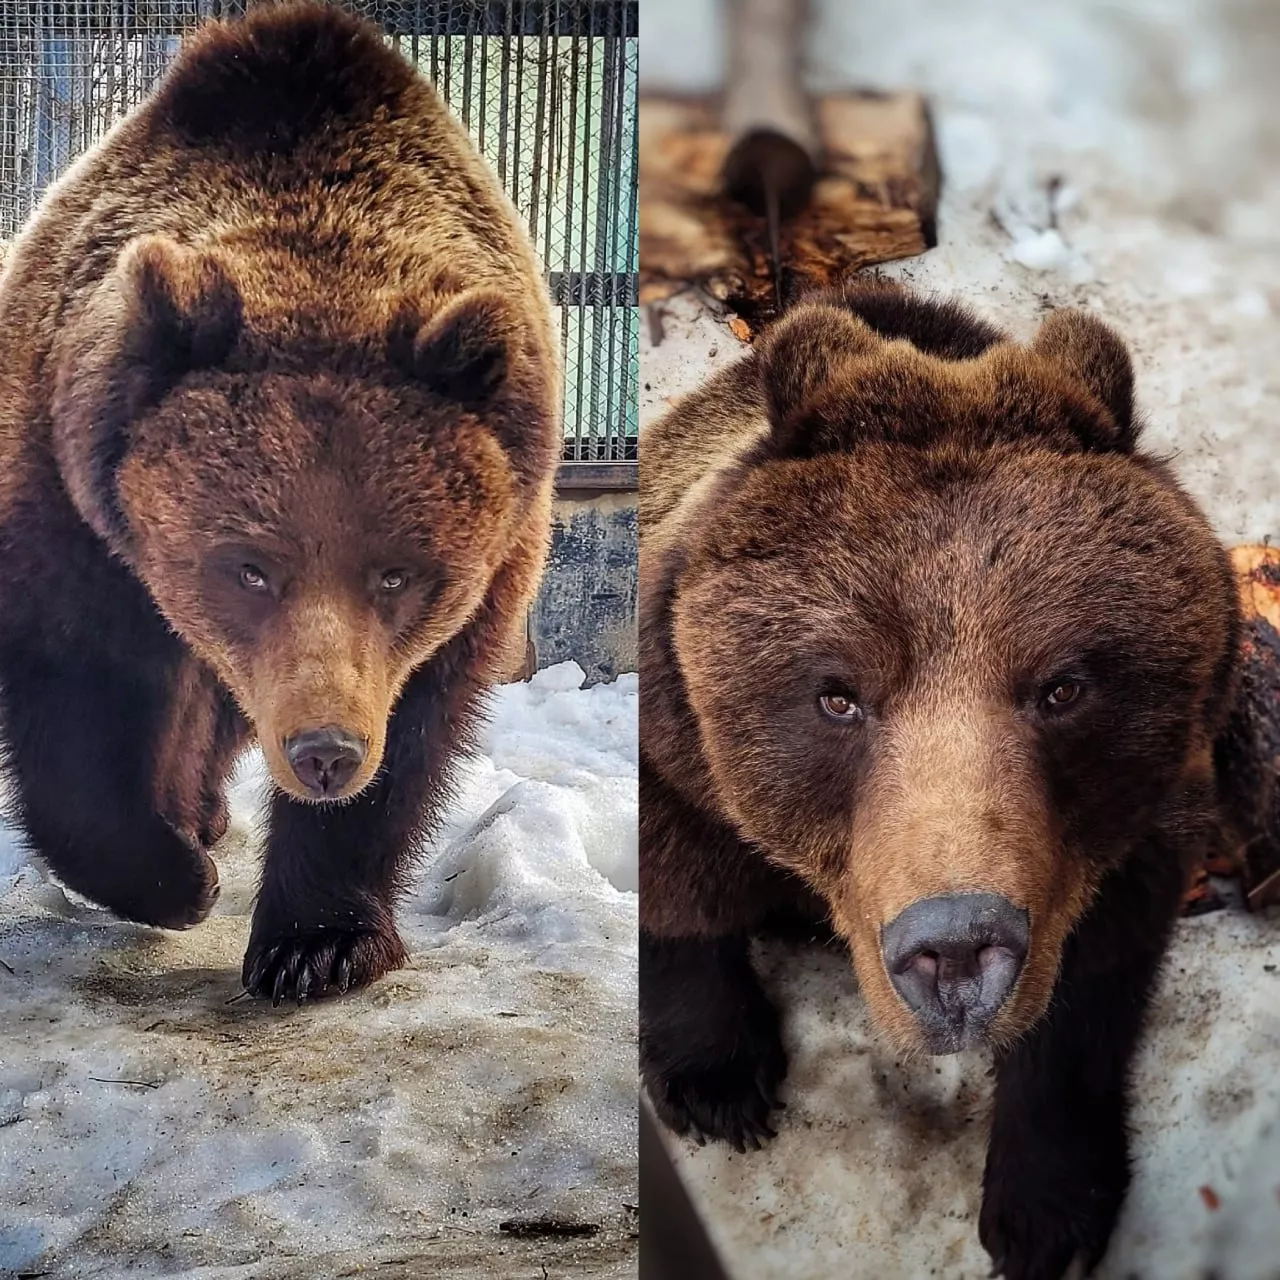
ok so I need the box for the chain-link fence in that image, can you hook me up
[0,0,639,465]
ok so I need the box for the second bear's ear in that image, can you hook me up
[1030,310,1138,450]
[397,289,521,406]
[51,236,241,548]
[756,301,880,440]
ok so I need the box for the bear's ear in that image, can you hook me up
[1030,309,1138,450]
[757,302,881,433]
[51,236,241,547]
[120,236,243,376]
[396,289,522,406]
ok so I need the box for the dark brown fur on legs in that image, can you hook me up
[0,6,560,996]
[637,762,819,1147]
[639,281,1241,1279]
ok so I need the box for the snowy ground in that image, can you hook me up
[641,0,1280,1275]
[0,663,638,1280]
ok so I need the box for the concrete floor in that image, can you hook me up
[640,1,1280,1276]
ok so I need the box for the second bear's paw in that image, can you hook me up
[980,1125,1128,1280]
[241,926,408,1006]
[641,1002,787,1153]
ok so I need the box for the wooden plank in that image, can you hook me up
[639,91,939,333]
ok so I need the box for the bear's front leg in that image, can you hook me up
[639,764,797,1150]
[641,932,787,1152]
[242,786,411,1004]
[243,660,481,1004]
[979,844,1186,1280]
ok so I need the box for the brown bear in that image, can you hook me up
[639,282,1243,1280]
[0,4,560,1003]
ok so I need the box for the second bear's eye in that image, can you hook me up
[818,691,863,722]
[1042,679,1083,709]
[239,564,269,592]
[379,570,408,593]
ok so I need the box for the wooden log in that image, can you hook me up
[1223,546,1280,910]
[1187,546,1280,913]
[639,92,939,333]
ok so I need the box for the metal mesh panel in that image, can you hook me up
[0,0,639,462]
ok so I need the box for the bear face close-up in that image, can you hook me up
[639,283,1242,1278]
[0,3,560,1004]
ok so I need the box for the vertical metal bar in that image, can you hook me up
[430,0,439,86]
[606,8,628,460]
[528,0,548,249]
[510,0,524,213]
[578,14,598,461]
[565,21,585,461]
[621,29,640,458]
[121,0,130,119]
[496,0,512,188]
[597,20,617,459]
[460,3,474,131]
[543,24,559,281]
[477,12,489,155]
[441,7,452,106]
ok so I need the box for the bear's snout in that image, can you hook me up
[881,892,1028,1052]
[284,725,368,799]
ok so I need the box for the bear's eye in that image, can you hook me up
[379,570,409,593]
[1043,679,1082,709]
[818,690,863,722]
[239,564,269,592]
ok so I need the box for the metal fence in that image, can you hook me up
[0,0,639,465]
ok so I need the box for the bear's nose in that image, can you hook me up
[881,892,1028,1053]
[284,726,367,797]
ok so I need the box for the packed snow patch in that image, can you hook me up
[0,662,638,1279]
[664,910,1280,1280]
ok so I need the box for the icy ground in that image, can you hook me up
[0,663,638,1280]
[641,0,1280,1274]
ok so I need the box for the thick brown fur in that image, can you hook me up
[639,280,1241,1279]
[0,4,560,1000]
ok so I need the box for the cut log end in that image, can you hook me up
[639,92,939,335]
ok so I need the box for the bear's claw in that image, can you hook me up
[241,926,407,1006]
[980,1128,1126,1280]
[643,1023,787,1155]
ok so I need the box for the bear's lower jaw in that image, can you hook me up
[264,760,379,806]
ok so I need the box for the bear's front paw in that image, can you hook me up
[641,995,787,1153]
[242,926,408,1006]
[980,1124,1128,1280]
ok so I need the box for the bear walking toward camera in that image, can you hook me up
[639,281,1242,1279]
[0,4,560,1002]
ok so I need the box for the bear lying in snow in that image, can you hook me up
[0,4,560,1002]
[639,282,1244,1279]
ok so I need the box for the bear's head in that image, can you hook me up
[667,293,1238,1054]
[50,235,556,802]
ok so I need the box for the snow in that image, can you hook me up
[1009,227,1073,272]
[0,662,638,1279]
[667,911,1280,1280]
[640,0,1280,1273]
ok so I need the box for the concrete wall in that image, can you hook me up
[529,491,638,686]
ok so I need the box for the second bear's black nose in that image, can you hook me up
[881,892,1029,1052]
[285,726,366,796]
